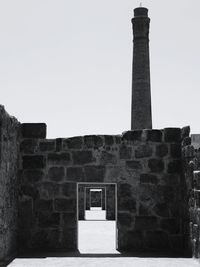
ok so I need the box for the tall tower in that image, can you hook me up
[131,7,152,129]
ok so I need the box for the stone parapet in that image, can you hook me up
[0,105,20,264]
[18,127,186,255]
[181,126,200,258]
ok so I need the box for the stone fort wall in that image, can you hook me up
[0,106,20,264]
[0,105,194,261]
[18,123,187,255]
[182,126,200,258]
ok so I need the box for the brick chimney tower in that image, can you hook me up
[131,7,152,129]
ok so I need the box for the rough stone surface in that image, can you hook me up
[0,106,20,262]
[72,151,94,165]
[48,153,71,165]
[120,145,132,159]
[148,159,164,172]
[182,130,200,258]
[164,128,181,143]
[156,144,168,157]
[140,174,158,184]
[84,166,105,182]
[63,137,83,150]
[21,123,46,139]
[122,131,142,142]
[135,145,153,158]
[146,130,162,142]
[48,167,65,182]
[39,140,55,152]
[23,155,45,169]
[1,112,187,258]
[66,167,84,182]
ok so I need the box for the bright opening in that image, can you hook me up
[77,183,119,254]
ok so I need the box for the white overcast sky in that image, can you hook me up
[0,0,200,138]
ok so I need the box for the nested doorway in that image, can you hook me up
[77,182,118,254]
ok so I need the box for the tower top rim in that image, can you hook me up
[134,7,148,18]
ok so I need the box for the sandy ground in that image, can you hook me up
[8,213,200,267]
[85,209,106,220]
[8,257,200,267]
[78,220,117,253]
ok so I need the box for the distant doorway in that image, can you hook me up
[77,183,118,254]
[85,188,106,220]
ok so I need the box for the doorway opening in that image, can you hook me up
[85,188,106,220]
[77,182,118,254]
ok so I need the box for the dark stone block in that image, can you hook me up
[48,152,71,165]
[126,231,143,250]
[21,123,46,138]
[181,126,190,139]
[54,198,75,212]
[37,211,60,227]
[115,135,121,144]
[39,140,55,152]
[63,137,83,149]
[118,183,132,197]
[21,184,39,199]
[122,130,142,142]
[140,174,158,184]
[170,144,181,158]
[161,174,180,185]
[139,184,157,203]
[182,137,191,146]
[20,139,38,154]
[31,228,60,250]
[19,199,33,228]
[23,169,44,183]
[120,145,132,159]
[169,235,183,253]
[23,155,45,169]
[84,165,105,182]
[67,167,84,181]
[48,167,65,182]
[84,135,103,148]
[61,228,77,249]
[118,197,136,212]
[148,158,164,172]
[63,212,76,227]
[118,212,133,228]
[72,150,94,165]
[167,160,182,174]
[135,145,153,158]
[145,231,170,250]
[62,183,76,198]
[135,216,157,230]
[156,144,168,157]
[139,203,149,215]
[126,160,142,170]
[100,151,117,164]
[18,229,31,250]
[154,203,170,217]
[104,135,114,146]
[158,185,175,203]
[164,128,181,143]
[56,138,62,152]
[34,199,53,212]
[160,218,180,234]
[39,182,60,199]
[146,130,162,142]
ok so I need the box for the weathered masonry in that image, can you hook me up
[0,5,200,266]
[0,105,195,262]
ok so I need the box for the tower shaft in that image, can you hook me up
[131,7,152,129]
